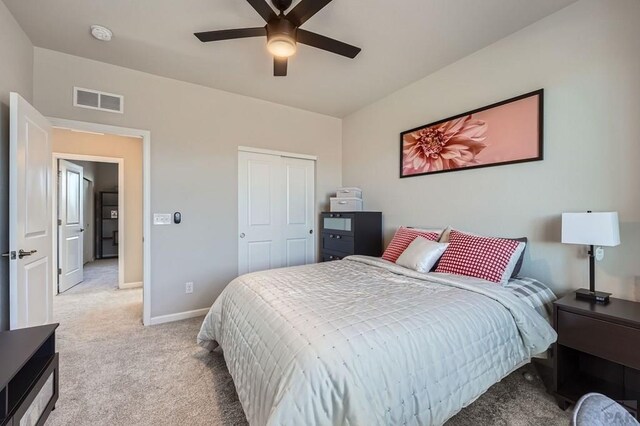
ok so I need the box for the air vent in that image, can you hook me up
[74,87,124,114]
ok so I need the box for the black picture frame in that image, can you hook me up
[399,89,544,178]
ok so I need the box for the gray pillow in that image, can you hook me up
[511,237,528,278]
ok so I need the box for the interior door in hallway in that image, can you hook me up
[8,92,54,329]
[58,159,84,292]
[82,178,94,264]
[238,151,315,275]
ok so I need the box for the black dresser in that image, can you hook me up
[320,212,382,261]
[0,324,59,426]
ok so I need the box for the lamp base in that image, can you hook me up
[575,288,611,304]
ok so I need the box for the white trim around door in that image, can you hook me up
[48,117,152,326]
[238,145,318,161]
[52,153,125,290]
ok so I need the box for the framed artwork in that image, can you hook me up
[400,89,543,178]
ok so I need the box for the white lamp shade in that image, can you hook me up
[561,212,620,246]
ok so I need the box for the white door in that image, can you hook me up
[282,157,315,267]
[238,151,315,275]
[82,178,94,264]
[238,151,283,274]
[58,160,84,292]
[9,92,53,329]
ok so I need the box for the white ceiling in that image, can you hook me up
[4,0,576,117]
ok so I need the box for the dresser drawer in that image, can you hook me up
[321,251,346,262]
[321,214,355,236]
[322,233,354,254]
[558,309,640,370]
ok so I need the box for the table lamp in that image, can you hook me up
[561,211,620,304]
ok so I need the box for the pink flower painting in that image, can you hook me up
[400,90,543,177]
[402,115,488,175]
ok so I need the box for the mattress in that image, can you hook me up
[198,255,557,425]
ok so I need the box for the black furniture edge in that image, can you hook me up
[553,294,640,417]
[0,324,59,426]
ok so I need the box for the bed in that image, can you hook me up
[198,255,557,425]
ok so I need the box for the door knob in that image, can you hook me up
[18,249,37,259]
[240,233,246,238]
[309,229,313,234]
[80,228,85,232]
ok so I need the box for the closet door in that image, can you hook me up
[282,157,315,267]
[238,151,315,275]
[238,151,284,275]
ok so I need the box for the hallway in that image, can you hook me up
[61,259,119,295]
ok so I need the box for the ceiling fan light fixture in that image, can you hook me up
[267,34,297,58]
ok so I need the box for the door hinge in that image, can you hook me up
[58,268,62,275]
[58,219,62,226]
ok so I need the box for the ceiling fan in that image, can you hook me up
[194,0,361,76]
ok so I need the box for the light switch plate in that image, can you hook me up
[153,213,172,225]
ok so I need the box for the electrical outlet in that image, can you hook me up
[185,282,194,294]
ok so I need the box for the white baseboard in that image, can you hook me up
[148,308,209,326]
[120,281,143,289]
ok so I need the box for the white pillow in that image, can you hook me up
[395,236,449,273]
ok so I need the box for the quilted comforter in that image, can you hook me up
[198,256,557,425]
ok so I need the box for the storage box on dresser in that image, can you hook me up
[330,198,363,212]
[335,188,362,199]
[320,212,382,261]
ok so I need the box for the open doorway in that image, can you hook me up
[51,127,144,319]
[56,157,122,293]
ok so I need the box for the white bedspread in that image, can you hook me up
[198,256,557,425]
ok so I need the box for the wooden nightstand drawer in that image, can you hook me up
[558,309,640,370]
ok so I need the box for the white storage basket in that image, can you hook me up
[330,197,363,212]
[336,187,362,199]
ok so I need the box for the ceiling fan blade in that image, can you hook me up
[286,0,333,27]
[274,57,288,76]
[194,27,266,42]
[297,29,361,58]
[246,0,277,22]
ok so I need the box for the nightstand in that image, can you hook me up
[553,294,640,417]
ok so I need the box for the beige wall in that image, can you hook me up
[343,0,640,299]
[0,1,33,330]
[34,49,342,319]
[54,129,143,285]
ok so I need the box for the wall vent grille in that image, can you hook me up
[73,87,124,114]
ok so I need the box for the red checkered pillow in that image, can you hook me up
[435,230,523,283]
[382,227,441,262]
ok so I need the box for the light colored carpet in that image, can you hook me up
[49,261,572,425]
